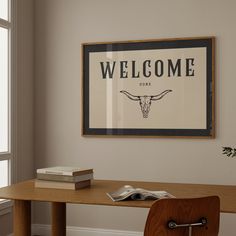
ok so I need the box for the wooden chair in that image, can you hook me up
[144,196,220,236]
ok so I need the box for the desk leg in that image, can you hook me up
[14,200,31,236]
[52,202,66,236]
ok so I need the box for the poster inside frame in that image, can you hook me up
[82,37,215,137]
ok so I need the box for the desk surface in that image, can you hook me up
[0,179,235,213]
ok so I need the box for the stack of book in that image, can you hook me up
[35,166,93,190]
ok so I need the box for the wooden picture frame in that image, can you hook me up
[82,37,215,137]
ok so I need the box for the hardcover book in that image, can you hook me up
[35,179,91,190]
[37,173,93,183]
[36,166,93,176]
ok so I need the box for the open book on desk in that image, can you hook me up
[107,185,174,202]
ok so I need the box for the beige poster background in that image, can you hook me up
[89,47,207,129]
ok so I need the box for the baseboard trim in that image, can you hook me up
[32,224,143,236]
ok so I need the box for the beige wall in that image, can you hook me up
[17,0,34,183]
[34,0,236,234]
[0,211,13,236]
[0,0,35,235]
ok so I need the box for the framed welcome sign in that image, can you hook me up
[82,37,215,137]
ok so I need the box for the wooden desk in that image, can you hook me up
[0,179,235,236]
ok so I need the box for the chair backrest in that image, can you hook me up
[144,196,220,236]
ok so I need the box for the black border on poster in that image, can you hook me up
[82,37,215,138]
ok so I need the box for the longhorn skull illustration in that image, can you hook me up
[120,90,172,118]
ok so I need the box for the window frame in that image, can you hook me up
[0,0,17,210]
